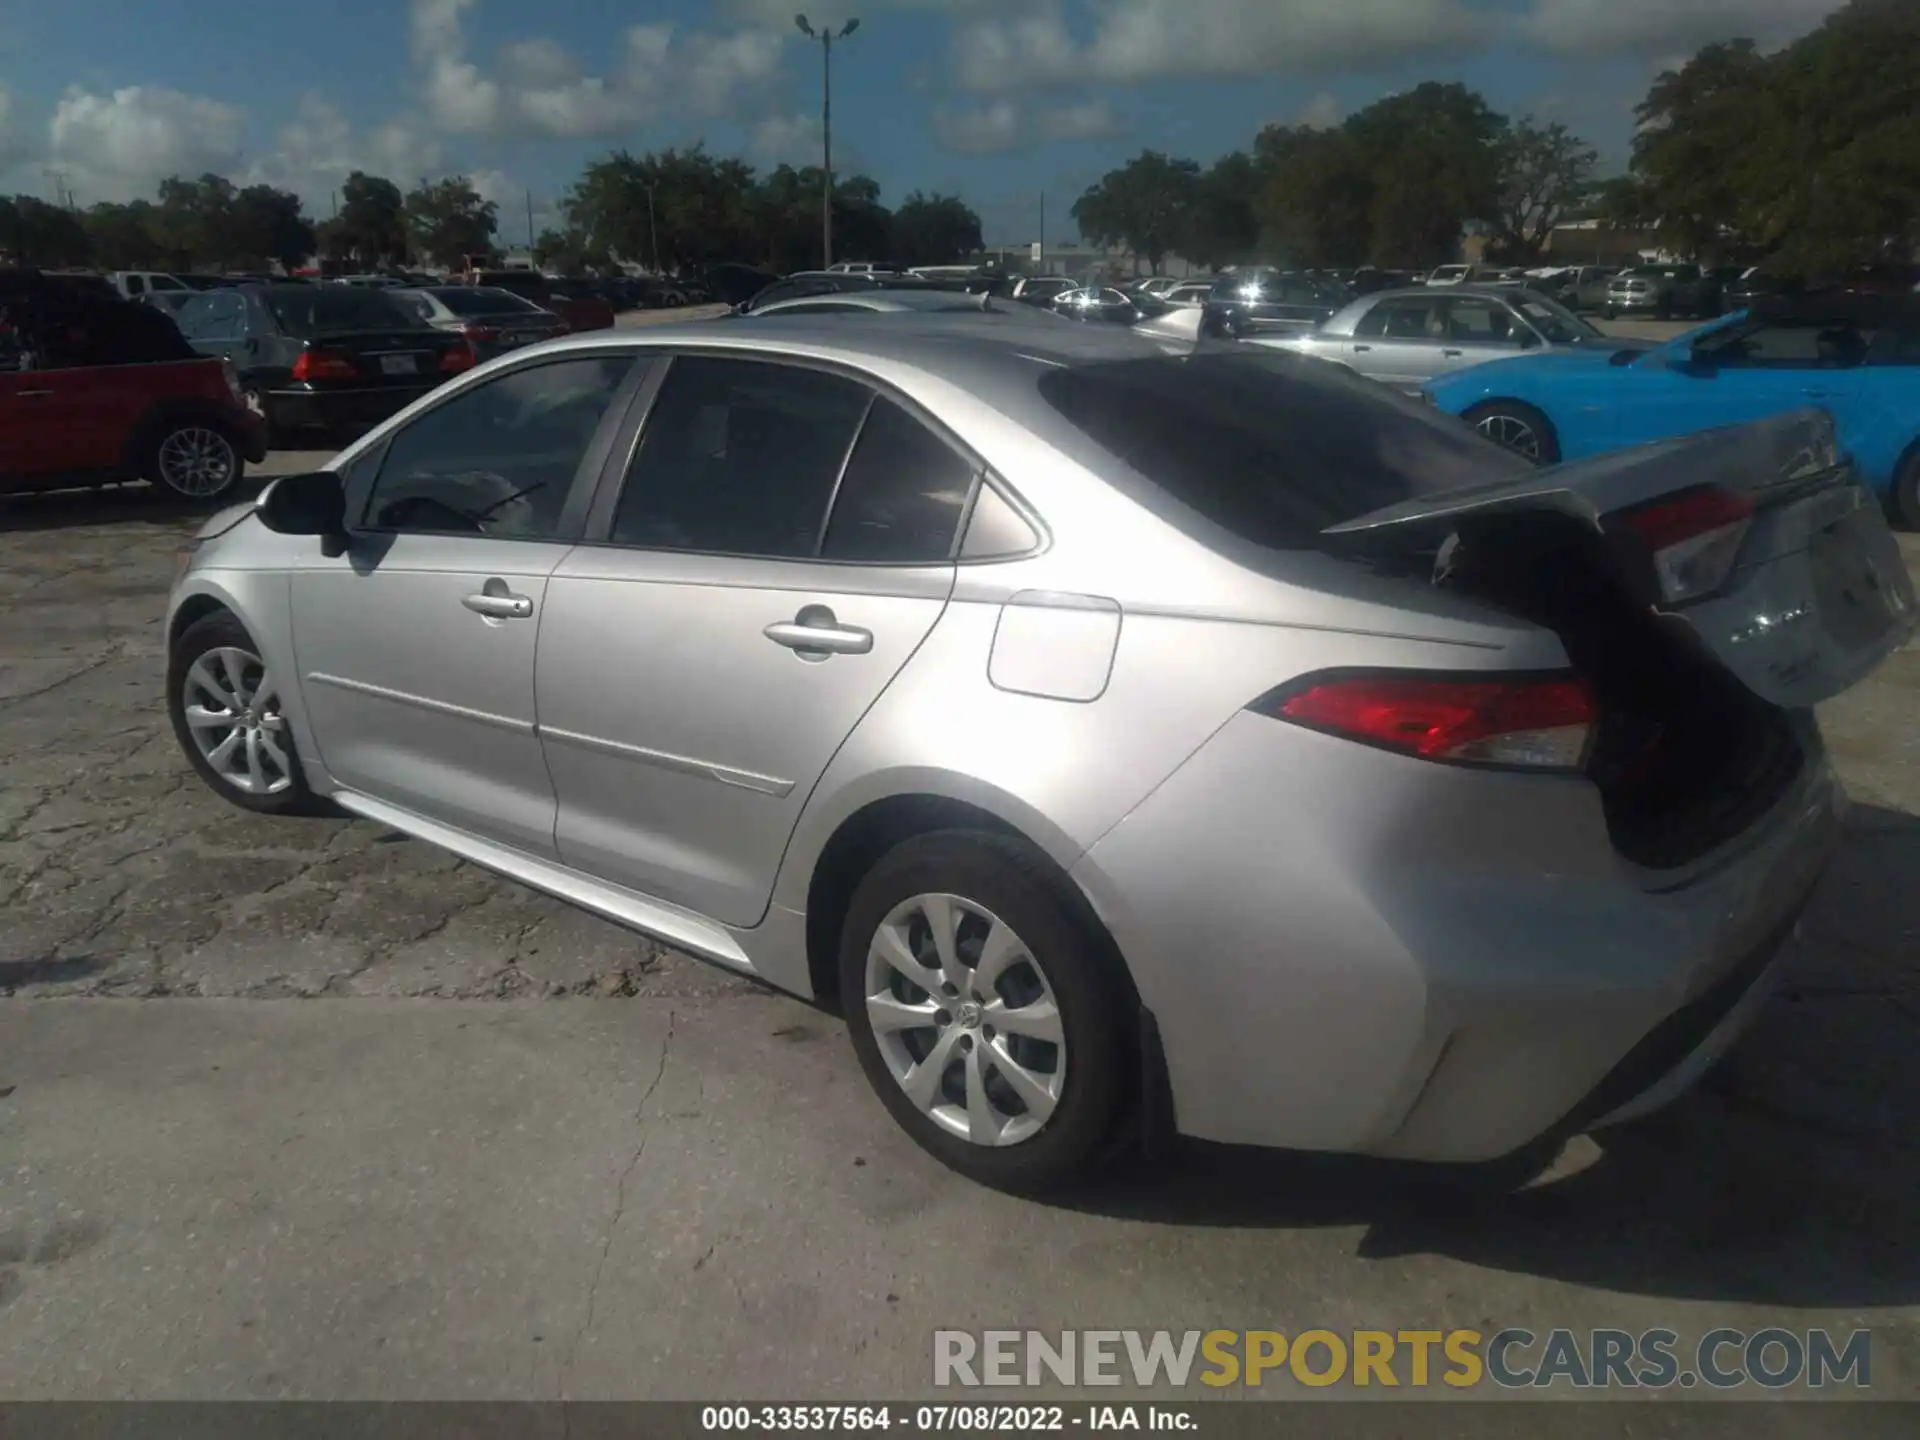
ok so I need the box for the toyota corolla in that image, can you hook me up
[166,316,1915,1191]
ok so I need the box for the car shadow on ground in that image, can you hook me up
[1059,803,1920,1308]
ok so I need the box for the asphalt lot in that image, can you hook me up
[1,308,1917,1404]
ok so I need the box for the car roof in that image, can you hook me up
[760,289,999,314]
[1750,292,1920,326]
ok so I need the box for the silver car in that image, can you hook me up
[165,316,1914,1191]
[1259,285,1619,391]
[392,285,569,362]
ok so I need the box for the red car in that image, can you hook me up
[1,271,267,503]
[464,270,615,333]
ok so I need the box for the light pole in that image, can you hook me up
[643,181,660,274]
[795,13,859,269]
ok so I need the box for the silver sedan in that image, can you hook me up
[1257,284,1625,391]
[165,315,1912,1191]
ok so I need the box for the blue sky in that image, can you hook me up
[0,0,1849,246]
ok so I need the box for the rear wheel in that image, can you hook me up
[1893,449,1920,532]
[839,832,1128,1193]
[1465,400,1561,465]
[145,419,243,503]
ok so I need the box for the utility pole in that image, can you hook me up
[526,190,535,251]
[1038,192,1045,275]
[795,13,861,269]
[644,182,660,274]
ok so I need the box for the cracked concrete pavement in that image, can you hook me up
[1,464,1918,1403]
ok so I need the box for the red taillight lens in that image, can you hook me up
[439,341,477,374]
[1612,485,1754,605]
[291,348,358,382]
[1261,673,1597,770]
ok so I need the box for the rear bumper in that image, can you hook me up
[267,384,438,432]
[1071,710,1842,1162]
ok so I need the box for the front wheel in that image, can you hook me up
[145,420,243,503]
[839,832,1128,1193]
[167,610,326,815]
[1465,400,1561,465]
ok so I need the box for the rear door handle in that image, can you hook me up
[1352,343,1372,353]
[462,579,533,620]
[16,389,54,398]
[1442,348,1464,358]
[764,604,873,659]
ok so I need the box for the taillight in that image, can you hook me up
[1611,485,1754,605]
[1255,672,1597,770]
[291,348,358,382]
[440,341,477,374]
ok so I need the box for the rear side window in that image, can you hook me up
[610,357,873,558]
[1034,351,1526,550]
[823,398,976,563]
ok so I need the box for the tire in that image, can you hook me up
[143,418,244,504]
[1464,400,1562,466]
[839,830,1128,1193]
[167,610,326,816]
[1602,305,1617,321]
[1892,449,1920,532]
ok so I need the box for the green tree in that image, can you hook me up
[404,177,499,268]
[82,201,166,269]
[1628,40,1777,259]
[0,195,90,266]
[1182,151,1259,270]
[335,171,409,266]
[1071,150,1201,272]
[1252,124,1373,267]
[1346,83,1506,266]
[889,192,984,268]
[230,185,316,272]
[153,173,239,268]
[1486,118,1598,262]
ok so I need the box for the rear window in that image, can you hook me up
[265,288,425,336]
[1033,350,1526,550]
[432,287,542,317]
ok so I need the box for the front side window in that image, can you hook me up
[822,398,976,563]
[362,355,635,539]
[610,357,873,558]
[1356,298,1442,339]
[1440,297,1519,343]
[1699,320,1875,369]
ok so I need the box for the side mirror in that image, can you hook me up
[257,471,349,556]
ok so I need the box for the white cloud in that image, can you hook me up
[950,0,1847,90]
[934,100,1022,153]
[1038,98,1124,140]
[954,0,1490,89]
[752,112,826,165]
[1297,91,1345,129]
[1520,0,1846,57]
[47,85,245,202]
[408,0,788,138]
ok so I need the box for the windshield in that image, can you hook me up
[1511,292,1601,343]
[1035,348,1524,550]
[266,288,427,336]
[430,287,544,317]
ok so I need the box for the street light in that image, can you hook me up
[794,13,860,269]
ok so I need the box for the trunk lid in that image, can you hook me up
[303,329,460,387]
[1325,409,1916,710]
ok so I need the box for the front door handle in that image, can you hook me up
[16,389,54,399]
[1352,343,1372,353]
[462,578,533,620]
[1442,347,1464,358]
[764,604,873,659]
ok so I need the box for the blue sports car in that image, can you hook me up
[1423,294,1920,528]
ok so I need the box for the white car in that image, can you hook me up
[1130,277,1182,298]
[111,271,191,301]
[1162,282,1213,307]
[1425,264,1475,287]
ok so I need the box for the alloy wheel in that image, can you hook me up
[1476,412,1542,460]
[863,893,1066,1147]
[179,645,294,795]
[156,426,237,498]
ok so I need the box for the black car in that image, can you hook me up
[172,284,473,442]
[703,263,781,308]
[1202,268,1348,336]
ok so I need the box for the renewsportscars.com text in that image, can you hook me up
[933,1328,1871,1390]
